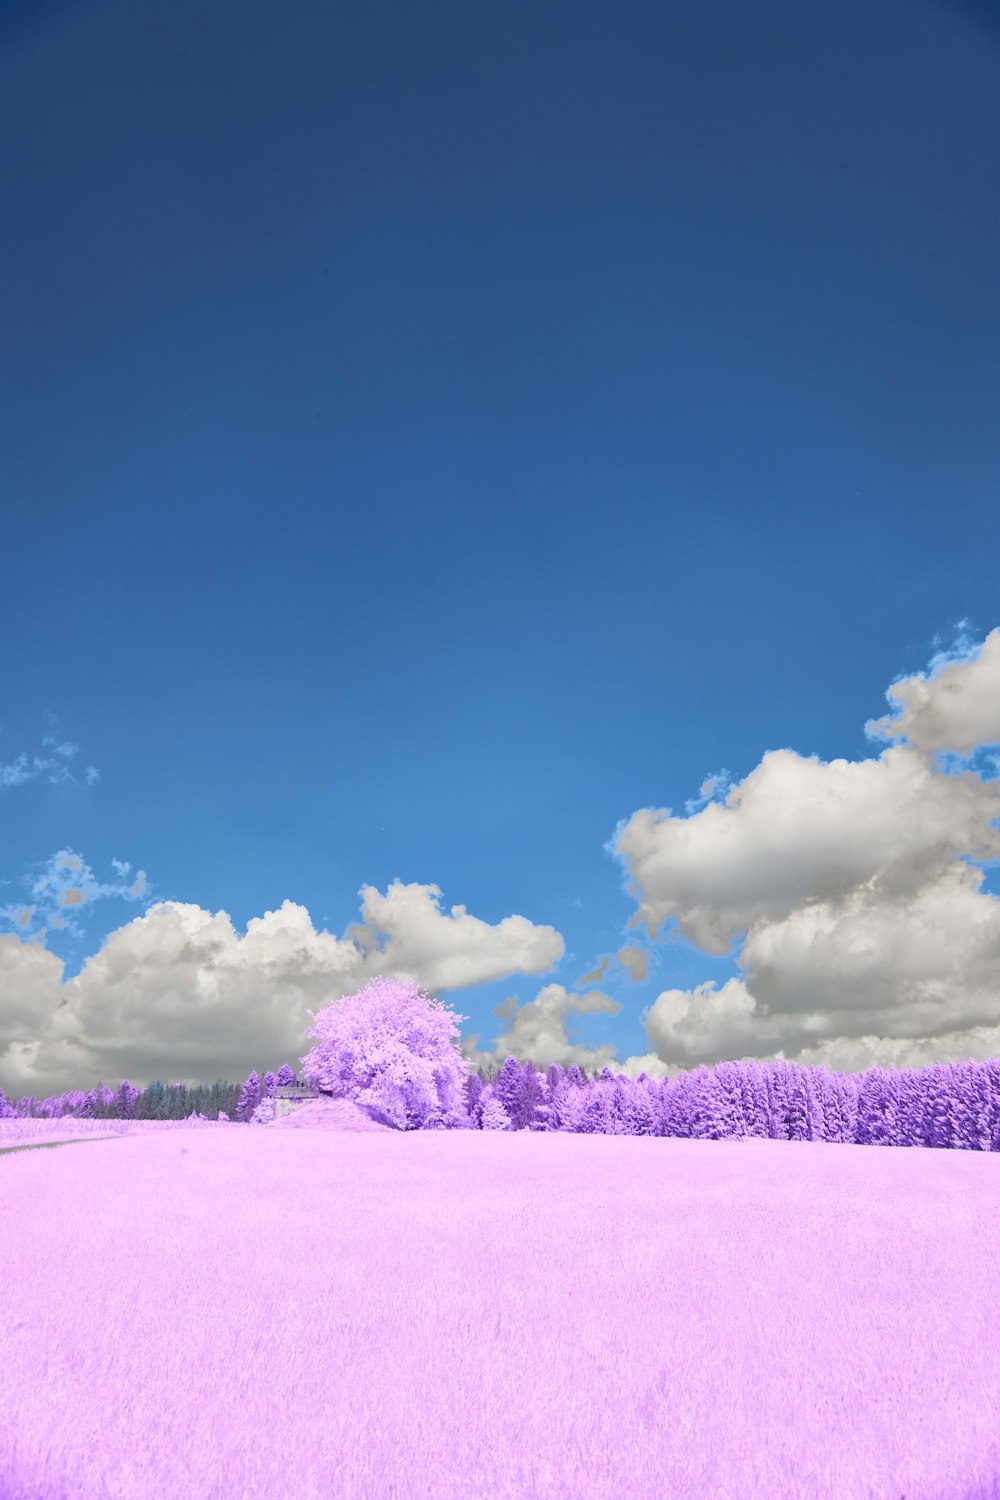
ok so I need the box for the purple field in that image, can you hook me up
[2,1105,1000,1500]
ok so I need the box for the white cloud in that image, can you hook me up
[593,622,1000,1079]
[459,981,625,1079]
[0,849,150,945]
[865,624,1000,757]
[603,742,1000,957]
[0,712,100,790]
[0,715,144,954]
[0,881,565,1101]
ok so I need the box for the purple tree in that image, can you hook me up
[855,1066,902,1148]
[480,1092,512,1131]
[680,1065,722,1139]
[945,1061,982,1151]
[615,1077,655,1137]
[546,1064,566,1098]
[464,1072,485,1126]
[298,975,471,1131]
[526,1073,554,1132]
[738,1062,772,1139]
[659,1071,691,1138]
[641,1077,665,1136]
[78,1088,101,1120]
[236,1071,263,1124]
[763,1061,793,1140]
[783,1066,812,1143]
[614,1076,635,1132]
[491,1057,531,1130]
[578,1080,617,1135]
[977,1058,1000,1152]
[801,1068,828,1141]
[519,1061,552,1131]
[839,1073,860,1143]
[919,1062,953,1150]
[115,1080,140,1121]
[894,1068,926,1149]
[547,1075,583,1133]
[707,1061,749,1140]
[274,1064,296,1089]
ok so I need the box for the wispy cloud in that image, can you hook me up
[683,768,734,817]
[0,849,151,946]
[0,713,151,947]
[0,711,100,789]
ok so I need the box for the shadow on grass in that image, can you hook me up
[0,1135,131,1158]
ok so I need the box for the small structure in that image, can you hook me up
[272,1081,324,1120]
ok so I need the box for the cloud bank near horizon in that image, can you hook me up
[1,626,999,1103]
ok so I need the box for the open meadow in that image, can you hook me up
[2,1110,1000,1500]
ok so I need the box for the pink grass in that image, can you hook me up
[2,1113,999,1499]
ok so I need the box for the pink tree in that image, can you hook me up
[298,975,472,1131]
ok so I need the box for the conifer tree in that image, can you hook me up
[946,1061,980,1151]
[464,1072,485,1125]
[739,1061,771,1139]
[480,1093,512,1130]
[547,1076,582,1132]
[680,1065,717,1139]
[920,1062,953,1150]
[578,1080,615,1134]
[115,1080,139,1121]
[520,1061,550,1130]
[236,1070,263,1124]
[526,1073,553,1131]
[492,1056,529,1130]
[894,1068,926,1148]
[708,1061,747,1139]
[978,1058,1000,1152]
[784,1066,812,1142]
[658,1071,687,1137]
[618,1077,658,1136]
[249,1098,275,1125]
[855,1067,902,1147]
[763,1061,792,1140]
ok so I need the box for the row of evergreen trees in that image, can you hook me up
[466,1055,1000,1151]
[0,1060,507,1125]
[3,1054,1000,1152]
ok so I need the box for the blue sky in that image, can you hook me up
[1,0,998,1102]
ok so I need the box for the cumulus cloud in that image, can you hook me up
[0,881,565,1101]
[865,622,1000,759]
[604,743,1000,957]
[589,622,1000,1079]
[459,981,625,1079]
